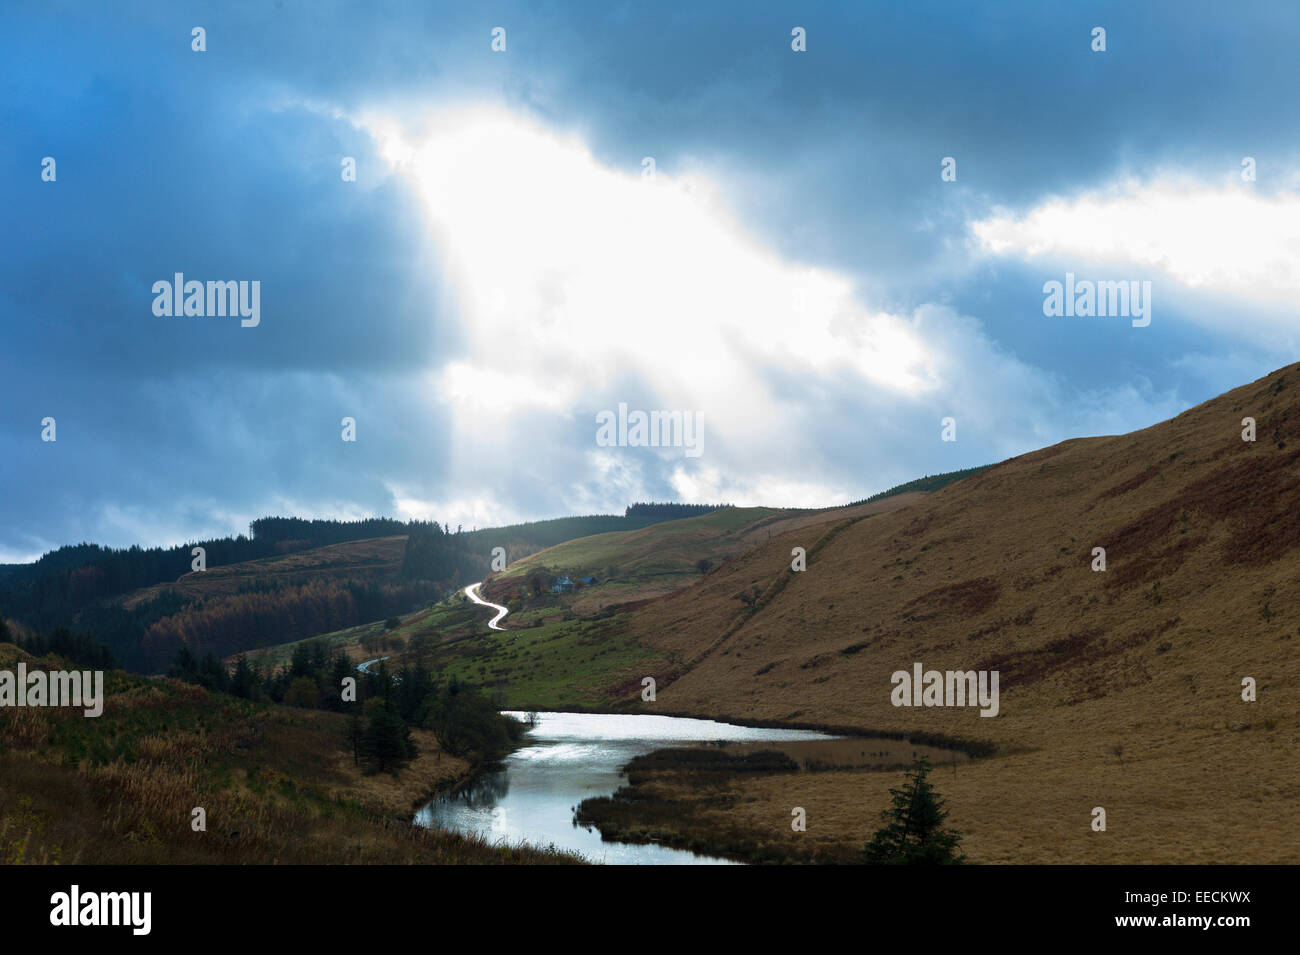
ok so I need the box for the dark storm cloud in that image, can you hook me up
[1,0,1294,556]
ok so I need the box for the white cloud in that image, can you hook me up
[667,465,848,509]
[353,106,1195,512]
[362,105,941,404]
[386,485,520,530]
[971,176,1300,343]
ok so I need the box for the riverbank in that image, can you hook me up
[418,711,856,864]
[337,724,475,820]
[603,705,1001,758]
[575,735,976,864]
[409,706,998,865]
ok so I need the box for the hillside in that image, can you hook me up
[843,464,994,506]
[118,536,409,610]
[0,505,723,675]
[605,363,1300,863]
[0,643,581,865]
[486,496,928,614]
[393,497,931,710]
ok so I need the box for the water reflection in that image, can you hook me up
[414,711,835,865]
[444,770,511,810]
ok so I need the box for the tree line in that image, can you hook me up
[624,502,732,520]
[0,536,279,632]
[168,639,522,775]
[248,516,415,546]
[0,516,474,639]
[139,579,440,671]
[847,465,993,507]
[399,522,482,583]
[2,617,117,670]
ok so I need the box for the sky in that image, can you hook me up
[2,0,1298,561]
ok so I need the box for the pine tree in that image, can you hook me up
[359,709,417,774]
[289,641,312,678]
[169,643,199,682]
[230,654,257,699]
[345,713,364,767]
[327,653,352,712]
[198,651,230,693]
[861,757,964,864]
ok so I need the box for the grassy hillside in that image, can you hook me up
[458,506,726,557]
[423,612,665,711]
[117,509,739,635]
[488,507,773,605]
[377,498,924,711]
[845,464,993,506]
[487,497,926,615]
[0,643,580,865]
[608,363,1300,863]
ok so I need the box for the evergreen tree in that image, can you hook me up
[289,641,312,678]
[169,643,200,682]
[359,709,417,774]
[345,713,364,766]
[198,651,230,692]
[308,638,329,672]
[861,758,964,865]
[326,653,353,712]
[230,654,257,699]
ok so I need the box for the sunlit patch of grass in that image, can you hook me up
[426,615,668,710]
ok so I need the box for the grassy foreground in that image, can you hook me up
[0,644,581,865]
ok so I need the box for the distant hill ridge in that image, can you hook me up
[0,502,735,672]
[846,464,993,506]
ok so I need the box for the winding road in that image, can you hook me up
[356,656,388,674]
[355,582,507,675]
[465,581,509,630]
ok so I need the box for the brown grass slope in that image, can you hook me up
[622,364,1300,863]
[0,643,580,865]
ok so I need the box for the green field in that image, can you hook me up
[424,613,669,710]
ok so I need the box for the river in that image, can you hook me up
[413,711,837,864]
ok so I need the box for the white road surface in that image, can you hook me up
[465,581,509,630]
[356,583,507,675]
